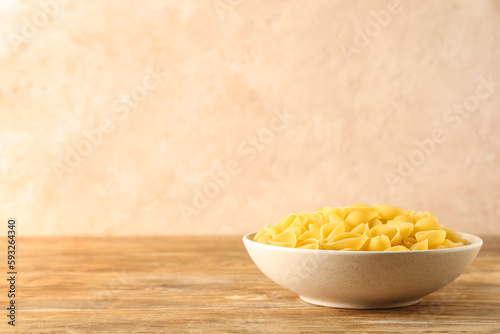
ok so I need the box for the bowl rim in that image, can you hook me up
[243,231,483,254]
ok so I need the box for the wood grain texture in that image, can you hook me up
[7,236,500,333]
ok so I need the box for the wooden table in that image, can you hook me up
[12,236,500,333]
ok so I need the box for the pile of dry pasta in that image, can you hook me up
[253,203,468,251]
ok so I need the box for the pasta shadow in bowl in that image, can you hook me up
[243,232,482,309]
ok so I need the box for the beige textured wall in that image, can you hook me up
[1,0,499,236]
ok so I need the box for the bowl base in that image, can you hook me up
[299,296,422,309]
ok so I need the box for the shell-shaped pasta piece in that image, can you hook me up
[425,212,438,221]
[414,218,442,234]
[334,207,347,219]
[410,239,429,251]
[459,238,469,245]
[360,237,371,251]
[385,245,410,251]
[368,235,391,251]
[443,228,463,243]
[253,228,267,241]
[415,211,438,221]
[345,204,380,220]
[362,224,372,238]
[291,216,306,229]
[298,231,313,241]
[328,214,344,224]
[430,244,450,249]
[390,230,403,246]
[297,238,319,249]
[264,225,282,236]
[297,243,318,249]
[298,211,309,219]
[276,214,298,230]
[351,224,371,250]
[322,206,346,220]
[368,218,382,229]
[269,231,297,248]
[256,234,272,244]
[393,215,414,224]
[373,203,407,220]
[298,222,322,241]
[324,222,346,241]
[403,237,417,249]
[351,223,371,237]
[320,222,345,241]
[345,211,369,230]
[370,224,398,239]
[307,220,328,231]
[330,232,364,242]
[298,212,323,223]
[320,222,337,240]
[275,214,292,229]
[415,230,447,247]
[387,220,414,239]
[324,236,368,250]
[321,206,336,217]
[442,239,462,248]
[319,241,331,250]
[284,226,303,239]
[345,203,372,211]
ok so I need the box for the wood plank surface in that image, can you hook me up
[5,236,500,333]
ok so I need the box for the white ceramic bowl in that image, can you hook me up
[243,232,482,309]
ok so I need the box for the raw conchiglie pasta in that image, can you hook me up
[322,236,368,250]
[344,204,379,220]
[430,245,451,249]
[373,203,407,220]
[321,207,346,220]
[385,245,410,252]
[299,222,322,241]
[414,218,442,233]
[269,231,297,248]
[370,224,398,238]
[392,215,414,224]
[286,225,304,239]
[403,237,417,249]
[444,228,465,243]
[415,230,447,247]
[264,225,281,236]
[415,211,438,221]
[256,234,272,244]
[320,222,344,241]
[368,235,391,251]
[328,214,344,224]
[297,238,319,249]
[299,212,322,222]
[253,228,267,241]
[387,221,414,239]
[410,239,429,251]
[443,239,465,248]
[345,211,369,230]
[330,232,364,242]
[276,214,295,230]
[390,230,403,246]
[368,218,382,228]
[351,223,370,237]
[254,204,468,251]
